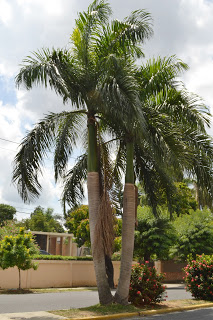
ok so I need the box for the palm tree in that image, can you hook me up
[63,55,213,305]
[111,55,213,304]
[13,0,153,304]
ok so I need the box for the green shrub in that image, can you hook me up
[184,254,213,300]
[33,255,93,261]
[129,262,166,305]
[34,254,122,261]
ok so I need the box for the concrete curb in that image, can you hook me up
[68,303,213,320]
[69,312,140,320]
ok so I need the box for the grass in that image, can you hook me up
[0,289,34,294]
[50,304,141,318]
[50,299,213,318]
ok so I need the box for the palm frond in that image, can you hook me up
[110,10,153,57]
[12,111,86,202]
[54,112,86,181]
[97,57,146,134]
[71,0,112,66]
[134,144,177,217]
[62,154,88,207]
[137,55,188,96]
[95,9,153,61]
[16,48,85,107]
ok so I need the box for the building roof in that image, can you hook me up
[30,230,74,238]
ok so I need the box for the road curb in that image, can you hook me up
[70,312,140,320]
[69,303,213,320]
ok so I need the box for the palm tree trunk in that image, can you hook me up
[114,141,135,305]
[87,118,113,305]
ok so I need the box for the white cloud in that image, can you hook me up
[0,0,13,26]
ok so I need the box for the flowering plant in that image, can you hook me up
[184,254,213,300]
[129,262,166,305]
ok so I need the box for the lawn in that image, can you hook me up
[50,299,213,318]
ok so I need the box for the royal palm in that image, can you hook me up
[13,0,153,304]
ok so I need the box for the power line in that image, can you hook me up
[16,210,31,215]
[0,137,19,144]
[15,206,34,211]
[0,136,78,160]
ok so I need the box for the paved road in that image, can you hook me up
[0,287,192,314]
[0,291,100,314]
[122,308,213,320]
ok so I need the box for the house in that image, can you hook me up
[32,231,77,256]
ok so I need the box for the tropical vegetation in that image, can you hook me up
[134,206,175,262]
[12,0,213,305]
[171,208,213,261]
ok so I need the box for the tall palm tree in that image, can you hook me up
[60,55,213,305]
[111,56,213,304]
[13,0,153,304]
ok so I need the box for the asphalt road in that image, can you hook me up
[0,287,192,314]
[122,308,213,320]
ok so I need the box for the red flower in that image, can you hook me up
[137,291,141,295]
[138,277,142,280]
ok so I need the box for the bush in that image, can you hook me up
[184,254,213,300]
[33,255,93,261]
[134,206,176,262]
[34,254,122,261]
[129,262,166,305]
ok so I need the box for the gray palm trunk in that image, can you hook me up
[87,120,113,305]
[115,141,136,305]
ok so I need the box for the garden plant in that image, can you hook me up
[184,254,213,301]
[129,262,166,305]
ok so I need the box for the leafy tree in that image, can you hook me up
[138,181,198,217]
[0,227,39,289]
[170,208,213,261]
[134,206,176,262]
[65,205,90,247]
[159,182,198,217]
[21,206,64,233]
[0,204,16,226]
[65,205,122,251]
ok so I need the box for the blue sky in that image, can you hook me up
[0,0,213,220]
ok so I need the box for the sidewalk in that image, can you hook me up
[0,311,67,320]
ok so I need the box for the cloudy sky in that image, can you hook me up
[0,0,213,220]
